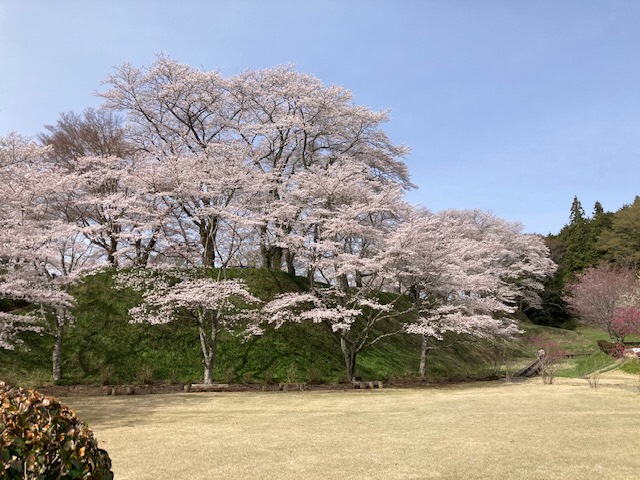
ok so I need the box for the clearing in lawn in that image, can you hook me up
[64,380,640,480]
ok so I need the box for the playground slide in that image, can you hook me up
[513,358,542,378]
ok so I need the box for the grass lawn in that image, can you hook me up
[64,380,640,480]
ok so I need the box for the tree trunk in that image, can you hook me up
[199,217,218,267]
[338,274,350,291]
[260,245,283,271]
[354,270,363,288]
[203,355,214,385]
[135,235,157,267]
[52,310,65,382]
[271,247,283,271]
[419,335,431,379]
[340,332,357,382]
[107,235,118,267]
[259,225,283,271]
[198,315,218,385]
[285,248,296,275]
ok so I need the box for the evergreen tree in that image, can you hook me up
[526,237,572,328]
[569,196,585,225]
[562,196,597,275]
[593,201,604,218]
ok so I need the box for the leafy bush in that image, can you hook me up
[0,381,113,479]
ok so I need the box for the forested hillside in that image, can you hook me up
[532,195,640,328]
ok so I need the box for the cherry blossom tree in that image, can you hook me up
[116,268,261,384]
[55,155,164,267]
[148,143,264,268]
[0,134,97,380]
[445,210,557,311]
[100,56,247,267]
[263,287,404,382]
[0,271,76,381]
[565,264,640,342]
[388,209,531,377]
[100,57,412,272]
[0,311,40,351]
[39,109,164,268]
[227,65,412,272]
[263,159,411,381]
[98,58,418,381]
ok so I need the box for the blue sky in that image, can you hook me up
[2,1,639,234]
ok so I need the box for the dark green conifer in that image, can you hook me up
[593,201,604,218]
[569,196,585,225]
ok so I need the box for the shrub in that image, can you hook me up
[527,337,567,385]
[305,366,323,385]
[597,340,626,358]
[586,372,601,388]
[0,381,113,479]
[222,367,235,384]
[611,343,626,359]
[99,365,116,386]
[136,364,155,385]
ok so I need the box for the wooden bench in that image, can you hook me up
[278,382,307,391]
[185,383,230,393]
[352,380,383,389]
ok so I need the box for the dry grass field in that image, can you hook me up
[64,377,640,480]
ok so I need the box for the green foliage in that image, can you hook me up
[552,197,614,281]
[558,218,609,277]
[597,196,640,267]
[593,201,604,218]
[212,322,345,383]
[0,382,112,479]
[526,266,572,328]
[0,330,56,388]
[533,196,631,330]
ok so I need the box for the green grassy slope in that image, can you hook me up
[0,268,625,387]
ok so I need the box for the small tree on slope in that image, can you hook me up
[116,268,261,384]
